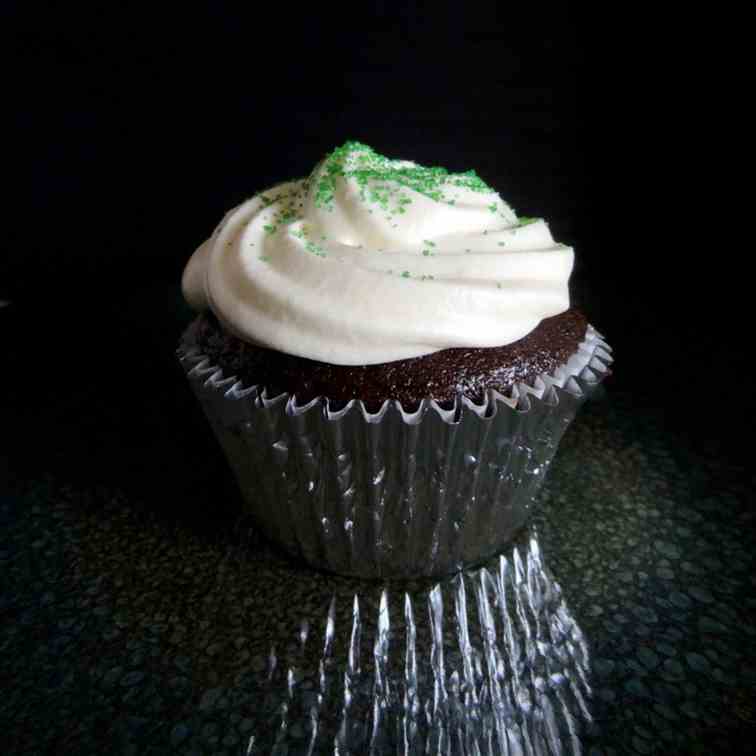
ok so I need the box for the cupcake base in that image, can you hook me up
[178,322,612,579]
[190,308,590,409]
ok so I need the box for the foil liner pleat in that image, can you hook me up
[177,322,611,578]
[237,536,594,755]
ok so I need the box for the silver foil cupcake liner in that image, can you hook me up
[177,322,612,578]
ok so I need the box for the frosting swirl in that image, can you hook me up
[182,142,573,365]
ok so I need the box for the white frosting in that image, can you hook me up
[182,142,573,365]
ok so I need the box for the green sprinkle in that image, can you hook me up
[304,239,327,257]
[311,141,495,213]
[518,216,538,226]
[401,271,410,278]
[496,282,502,289]
[243,143,506,256]
[498,242,506,246]
[259,255,270,262]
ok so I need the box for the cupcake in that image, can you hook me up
[178,141,611,578]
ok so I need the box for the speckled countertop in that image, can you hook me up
[2,287,754,755]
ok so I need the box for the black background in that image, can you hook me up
[2,2,748,485]
[2,10,753,754]
[5,4,687,292]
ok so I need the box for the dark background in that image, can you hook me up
[2,2,748,491]
[3,9,753,754]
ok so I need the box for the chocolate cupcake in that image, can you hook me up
[178,142,612,578]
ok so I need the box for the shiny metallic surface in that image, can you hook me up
[239,539,593,755]
[178,324,611,579]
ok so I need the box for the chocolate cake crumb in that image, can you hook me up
[191,309,588,408]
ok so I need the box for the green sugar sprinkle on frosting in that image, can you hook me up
[291,227,327,257]
[248,143,531,268]
[312,141,495,211]
[305,240,327,257]
[258,187,305,235]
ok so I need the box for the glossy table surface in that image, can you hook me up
[2,288,754,755]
